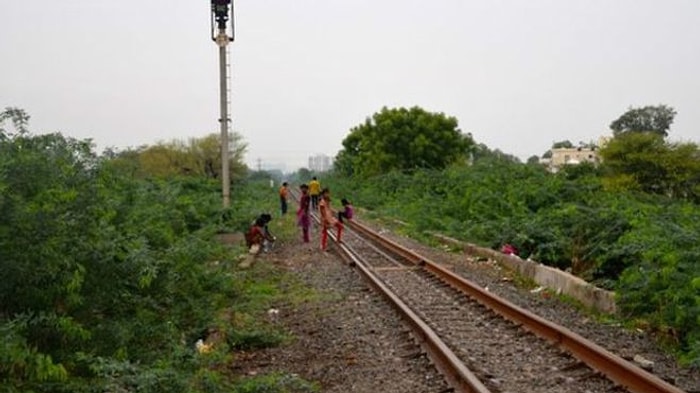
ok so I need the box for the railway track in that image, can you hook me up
[294,191,687,393]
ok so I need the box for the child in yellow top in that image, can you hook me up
[308,177,321,210]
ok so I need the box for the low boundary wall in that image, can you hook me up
[431,233,617,314]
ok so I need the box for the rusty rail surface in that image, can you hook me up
[337,240,492,393]
[345,218,687,393]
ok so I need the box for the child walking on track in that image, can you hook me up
[279,182,289,215]
[319,188,343,251]
[308,177,321,210]
[297,184,311,243]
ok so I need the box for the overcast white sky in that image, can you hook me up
[2,1,698,171]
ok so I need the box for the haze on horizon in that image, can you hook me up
[1,1,698,171]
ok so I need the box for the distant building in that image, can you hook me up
[540,137,610,172]
[308,154,333,172]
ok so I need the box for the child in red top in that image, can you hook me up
[297,184,311,243]
[279,182,289,215]
[245,214,275,254]
[245,218,266,254]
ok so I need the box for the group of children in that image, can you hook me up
[298,183,353,251]
[246,177,354,254]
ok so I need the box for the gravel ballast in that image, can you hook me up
[231,224,699,392]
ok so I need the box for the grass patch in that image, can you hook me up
[231,372,319,393]
[220,213,325,352]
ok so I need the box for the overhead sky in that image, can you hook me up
[2,1,699,171]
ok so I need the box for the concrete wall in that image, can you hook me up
[434,234,617,314]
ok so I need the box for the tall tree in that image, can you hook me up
[0,107,30,137]
[119,132,248,180]
[609,104,677,137]
[335,106,474,177]
[599,132,700,202]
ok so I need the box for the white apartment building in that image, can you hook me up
[308,154,333,172]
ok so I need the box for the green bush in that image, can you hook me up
[0,120,296,390]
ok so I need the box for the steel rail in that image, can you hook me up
[335,237,492,393]
[345,218,687,393]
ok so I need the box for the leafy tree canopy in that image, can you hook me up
[472,146,521,163]
[335,106,475,177]
[0,107,30,137]
[551,140,574,149]
[526,155,541,165]
[609,104,677,137]
[108,133,248,180]
[296,167,312,181]
[599,132,700,202]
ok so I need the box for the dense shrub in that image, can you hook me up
[0,124,287,390]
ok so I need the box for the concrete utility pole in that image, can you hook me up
[211,0,234,208]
